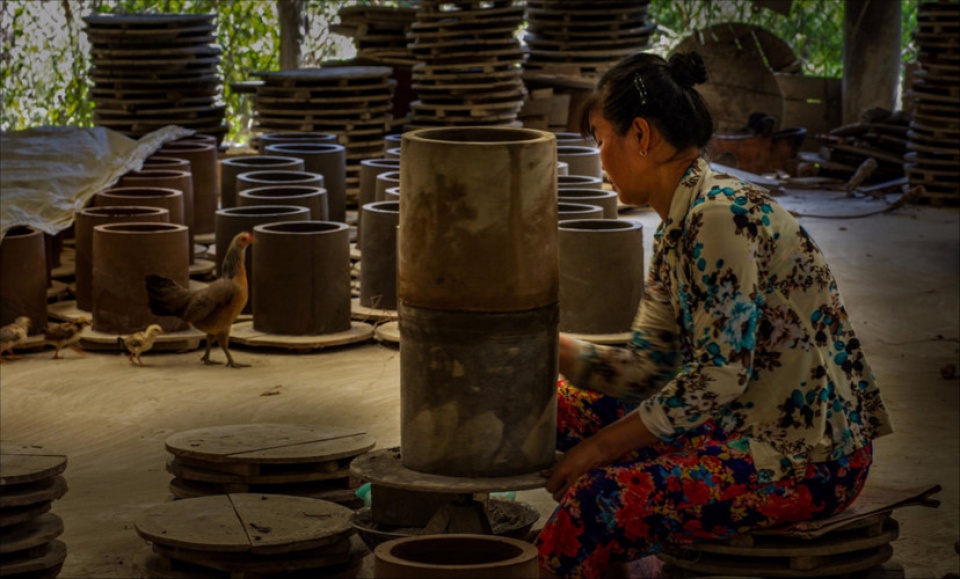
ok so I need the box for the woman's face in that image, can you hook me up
[589,109,645,206]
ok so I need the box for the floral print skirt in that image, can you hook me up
[537,380,873,578]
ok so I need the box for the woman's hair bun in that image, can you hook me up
[667,52,708,89]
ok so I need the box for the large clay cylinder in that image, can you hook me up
[557,145,602,180]
[360,201,400,311]
[153,141,219,235]
[258,131,338,150]
[220,155,304,209]
[215,205,311,315]
[262,143,348,223]
[557,202,604,221]
[559,219,644,335]
[359,159,401,237]
[0,226,48,334]
[558,188,619,219]
[238,185,328,220]
[236,170,324,196]
[252,221,351,335]
[399,127,558,478]
[142,156,191,173]
[374,171,401,202]
[119,169,195,262]
[374,535,539,579]
[74,206,170,312]
[558,174,604,190]
[91,222,190,334]
[94,187,185,228]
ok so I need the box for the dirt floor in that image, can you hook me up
[1,188,958,578]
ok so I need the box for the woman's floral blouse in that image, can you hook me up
[565,158,893,481]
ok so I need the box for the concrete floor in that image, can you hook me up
[1,189,958,578]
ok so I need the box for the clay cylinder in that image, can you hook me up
[252,221,351,335]
[94,187,185,227]
[257,132,338,150]
[238,185,328,220]
[374,534,539,579]
[557,145,602,180]
[215,205,311,314]
[553,131,596,148]
[558,188,619,219]
[384,133,404,148]
[557,161,569,176]
[0,226,48,334]
[558,174,604,190]
[153,141,219,236]
[559,219,644,335]
[557,202,604,221]
[119,169,195,262]
[142,156,191,173]
[220,155,304,209]
[384,186,401,201]
[92,222,190,334]
[375,171,401,202]
[236,170,324,196]
[399,127,558,311]
[74,206,170,312]
[262,143,348,223]
[385,147,402,160]
[360,201,400,311]
[359,159,401,235]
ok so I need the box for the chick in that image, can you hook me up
[119,324,164,367]
[44,317,92,359]
[0,316,32,363]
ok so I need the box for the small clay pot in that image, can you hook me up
[95,187,185,227]
[360,201,400,311]
[75,206,170,312]
[557,145,602,180]
[153,141,219,236]
[0,226,48,334]
[557,202,604,221]
[237,185,328,220]
[257,132,338,150]
[119,169,195,262]
[220,155,304,209]
[558,188,620,219]
[558,174,604,190]
[262,143,348,223]
[374,534,539,579]
[92,222,190,334]
[236,170,324,196]
[252,221,351,336]
[374,171,401,202]
[214,205,311,314]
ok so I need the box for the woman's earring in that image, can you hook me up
[641,150,647,157]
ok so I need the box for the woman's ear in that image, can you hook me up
[632,117,651,152]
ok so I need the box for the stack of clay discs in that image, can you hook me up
[165,424,375,510]
[333,5,419,66]
[523,0,655,78]
[407,0,527,128]
[0,443,68,578]
[83,13,228,143]
[135,493,366,578]
[904,0,960,204]
[251,67,395,203]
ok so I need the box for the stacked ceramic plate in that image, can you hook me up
[905,0,960,204]
[333,5,419,66]
[83,13,228,142]
[407,0,527,128]
[251,67,396,201]
[524,0,655,78]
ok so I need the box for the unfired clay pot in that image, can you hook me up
[220,155,304,209]
[558,188,620,219]
[252,221,351,336]
[257,132,338,150]
[359,201,400,311]
[557,202,604,221]
[262,143,348,223]
[236,170,324,196]
[358,159,401,237]
[552,131,596,148]
[237,185,328,220]
[558,174,604,190]
[91,222,190,334]
[557,145,602,180]
[94,187,185,228]
[374,535,539,579]
[384,147,402,160]
[374,171,401,202]
[0,226,48,333]
[75,206,170,312]
[119,169,195,262]
[152,141,219,236]
[384,186,401,201]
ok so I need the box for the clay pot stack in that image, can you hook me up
[82,13,227,143]
[904,1,960,204]
[406,0,527,129]
[333,5,418,65]
[523,0,655,78]
[251,67,396,204]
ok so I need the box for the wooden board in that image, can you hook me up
[0,477,68,509]
[0,454,67,487]
[0,513,64,555]
[228,320,375,351]
[0,501,52,528]
[166,459,351,485]
[150,535,364,573]
[0,539,66,576]
[168,477,363,507]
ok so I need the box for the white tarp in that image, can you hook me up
[0,125,194,242]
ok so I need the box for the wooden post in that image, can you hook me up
[277,0,303,70]
[842,0,902,124]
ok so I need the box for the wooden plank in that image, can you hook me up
[0,477,68,509]
[0,540,66,576]
[658,543,893,578]
[134,494,250,552]
[165,424,374,464]
[0,513,64,555]
[230,493,353,555]
[0,454,67,486]
[0,501,52,528]
[166,459,350,485]
[150,535,362,573]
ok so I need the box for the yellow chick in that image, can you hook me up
[44,317,92,359]
[0,316,32,363]
[119,324,164,367]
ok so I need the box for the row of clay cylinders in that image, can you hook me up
[151,134,220,238]
[398,127,559,478]
[0,226,49,334]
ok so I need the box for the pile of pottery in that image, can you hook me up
[83,13,228,142]
[904,1,960,204]
[407,0,527,128]
[523,0,655,78]
[333,4,418,65]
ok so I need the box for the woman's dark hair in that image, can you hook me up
[579,52,714,151]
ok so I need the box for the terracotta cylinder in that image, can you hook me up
[153,141,219,236]
[385,147,402,160]
[384,186,401,201]
[557,202,604,221]
[215,205,311,314]
[375,170,401,202]
[0,226,48,334]
[360,201,400,311]
[399,127,558,311]
[74,206,170,312]
[257,132,338,150]
[94,187,185,228]
[119,169,195,262]
[558,188,619,219]
[262,143,348,223]
[238,185,328,220]
[220,155,304,209]
[552,131,596,148]
[91,222,190,334]
[374,534,539,579]
[236,170,324,197]
[559,219,644,335]
[359,159,401,237]
[558,174,604,190]
[557,145,602,180]
[252,221,351,336]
